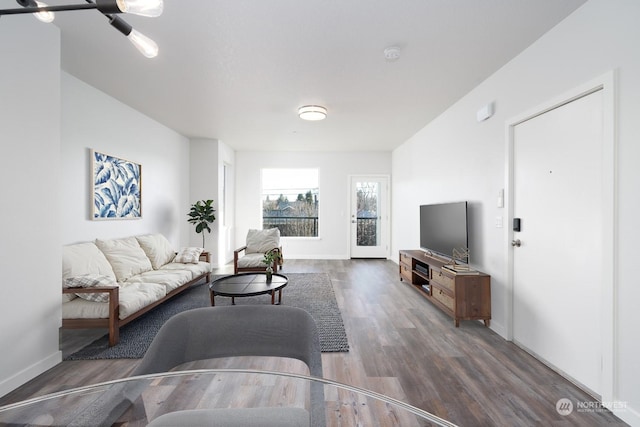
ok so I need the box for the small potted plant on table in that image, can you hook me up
[263,249,282,281]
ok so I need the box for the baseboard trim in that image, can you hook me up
[614,404,640,427]
[0,351,62,399]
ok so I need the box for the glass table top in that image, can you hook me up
[0,369,458,427]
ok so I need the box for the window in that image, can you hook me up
[262,169,319,237]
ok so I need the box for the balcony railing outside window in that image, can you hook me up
[356,217,378,246]
[263,216,318,237]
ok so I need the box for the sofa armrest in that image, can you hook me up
[63,286,119,294]
[63,286,120,346]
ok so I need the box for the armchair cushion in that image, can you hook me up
[236,253,268,269]
[245,228,280,254]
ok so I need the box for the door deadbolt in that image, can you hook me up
[511,239,522,247]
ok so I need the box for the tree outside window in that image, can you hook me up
[262,169,319,237]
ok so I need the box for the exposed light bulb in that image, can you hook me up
[127,29,158,58]
[109,16,158,58]
[116,0,163,17]
[33,1,54,23]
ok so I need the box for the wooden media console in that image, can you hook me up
[399,249,491,327]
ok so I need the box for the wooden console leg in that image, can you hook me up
[484,319,491,327]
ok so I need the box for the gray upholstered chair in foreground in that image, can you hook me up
[133,305,324,427]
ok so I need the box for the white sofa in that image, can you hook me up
[62,233,212,346]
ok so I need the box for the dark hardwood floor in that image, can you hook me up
[0,259,626,426]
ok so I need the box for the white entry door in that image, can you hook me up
[349,176,389,258]
[512,90,603,395]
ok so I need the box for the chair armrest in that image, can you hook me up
[277,247,284,267]
[233,246,248,274]
[265,247,283,270]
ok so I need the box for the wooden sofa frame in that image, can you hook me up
[62,252,211,347]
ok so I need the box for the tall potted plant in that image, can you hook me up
[187,199,216,248]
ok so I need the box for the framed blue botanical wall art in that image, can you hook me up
[92,150,142,220]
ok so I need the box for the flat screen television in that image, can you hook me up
[419,201,468,262]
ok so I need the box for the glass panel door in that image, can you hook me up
[350,176,388,258]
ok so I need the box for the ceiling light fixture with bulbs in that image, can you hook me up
[0,0,163,58]
[298,105,327,121]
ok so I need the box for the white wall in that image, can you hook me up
[188,139,218,253]
[391,1,640,424]
[61,73,191,248]
[218,142,236,265]
[189,139,235,267]
[0,59,193,398]
[0,18,62,397]
[235,151,391,259]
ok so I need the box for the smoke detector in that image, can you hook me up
[383,46,401,61]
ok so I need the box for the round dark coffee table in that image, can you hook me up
[209,273,288,306]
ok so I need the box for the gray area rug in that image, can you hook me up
[65,273,349,360]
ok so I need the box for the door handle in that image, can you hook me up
[511,239,522,247]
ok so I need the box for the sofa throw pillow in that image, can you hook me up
[95,237,153,282]
[246,228,280,254]
[62,242,117,303]
[65,274,119,303]
[174,247,204,264]
[136,233,176,269]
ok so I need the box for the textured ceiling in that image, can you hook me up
[46,0,586,151]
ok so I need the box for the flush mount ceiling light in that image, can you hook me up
[298,105,327,121]
[0,0,163,58]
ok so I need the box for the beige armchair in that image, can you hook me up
[233,228,283,274]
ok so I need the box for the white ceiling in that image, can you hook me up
[47,0,586,151]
